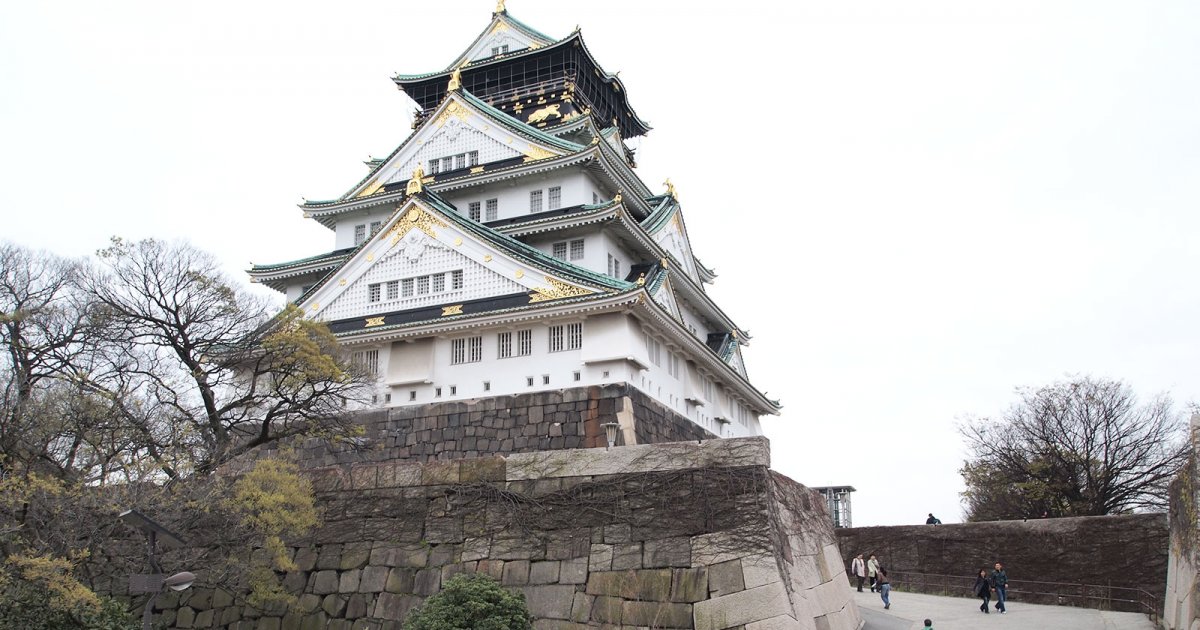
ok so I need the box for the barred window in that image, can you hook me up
[370,221,382,235]
[469,201,481,222]
[417,275,430,294]
[516,329,531,356]
[386,280,399,300]
[368,283,381,303]
[455,154,466,170]
[432,273,445,292]
[451,270,464,290]
[486,198,498,221]
[468,336,482,362]
[350,350,379,378]
[468,151,479,166]
[441,157,453,172]
[354,224,367,245]
[646,334,661,366]
[428,159,440,174]
[549,324,580,352]
[451,338,465,364]
[498,332,513,359]
[569,239,584,261]
[530,189,543,212]
[548,186,561,210]
[402,278,414,297]
[552,242,567,260]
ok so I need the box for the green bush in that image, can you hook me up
[404,573,532,630]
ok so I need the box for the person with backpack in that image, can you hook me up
[973,568,992,613]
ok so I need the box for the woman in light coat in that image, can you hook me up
[867,555,881,592]
[851,554,866,592]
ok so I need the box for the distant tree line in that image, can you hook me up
[959,375,1191,522]
[0,238,372,627]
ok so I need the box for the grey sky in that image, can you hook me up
[2,0,1197,526]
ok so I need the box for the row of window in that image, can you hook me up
[607,253,622,279]
[530,186,561,213]
[385,368,585,404]
[354,221,383,245]
[489,44,510,56]
[368,270,464,303]
[451,323,582,365]
[428,151,480,174]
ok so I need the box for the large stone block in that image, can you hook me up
[312,571,340,595]
[502,560,531,585]
[339,569,361,593]
[372,593,422,620]
[530,560,561,584]
[559,557,588,584]
[742,553,782,589]
[708,559,745,596]
[359,566,389,593]
[622,600,694,628]
[505,437,770,480]
[645,537,692,568]
[385,568,415,594]
[612,542,643,570]
[586,569,672,601]
[745,615,804,630]
[693,582,792,630]
[590,595,623,624]
[516,584,577,620]
[671,567,708,603]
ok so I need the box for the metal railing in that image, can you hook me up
[854,571,1160,623]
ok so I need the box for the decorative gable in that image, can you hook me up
[452,15,555,67]
[651,277,682,322]
[727,342,749,379]
[653,211,700,281]
[349,94,571,199]
[300,196,606,324]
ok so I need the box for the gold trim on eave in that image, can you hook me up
[529,276,591,303]
[365,317,385,328]
[442,305,464,316]
[523,145,555,162]
[406,165,425,195]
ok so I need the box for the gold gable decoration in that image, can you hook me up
[522,145,556,162]
[388,205,448,243]
[406,165,425,195]
[529,276,592,304]
[435,100,471,127]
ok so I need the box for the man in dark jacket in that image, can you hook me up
[991,562,1008,613]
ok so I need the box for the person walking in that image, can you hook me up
[851,554,866,592]
[877,568,891,609]
[867,554,880,592]
[973,569,992,613]
[991,562,1008,613]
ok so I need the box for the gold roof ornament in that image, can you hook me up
[448,66,462,91]
[495,0,506,14]
[406,165,425,195]
[613,190,622,204]
[664,178,677,199]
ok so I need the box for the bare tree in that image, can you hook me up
[960,376,1187,520]
[86,238,370,472]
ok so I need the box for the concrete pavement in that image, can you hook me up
[853,589,1157,630]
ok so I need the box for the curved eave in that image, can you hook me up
[487,201,622,236]
[696,258,718,283]
[631,293,780,415]
[393,32,652,137]
[334,286,642,344]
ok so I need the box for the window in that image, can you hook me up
[569,239,584,261]
[354,224,367,245]
[351,350,379,378]
[526,376,534,387]
[370,221,382,235]
[485,198,498,221]
[469,201,481,222]
[542,375,550,385]
[386,280,399,300]
[573,371,581,382]
[668,353,680,379]
[428,159,440,174]
[417,276,430,295]
[483,381,491,391]
[498,332,513,359]
[409,390,417,401]
[455,154,466,170]
[549,323,582,352]
[402,278,414,297]
[368,283,381,303]
[451,336,482,365]
[468,151,479,166]
[548,186,561,210]
[516,329,531,356]
[646,334,661,366]
[552,242,567,260]
[432,273,445,292]
[530,190,543,212]
[607,254,621,278]
[441,157,453,172]
[451,270,463,290]
[450,385,457,395]
[435,387,442,397]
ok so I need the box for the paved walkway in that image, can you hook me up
[854,589,1157,630]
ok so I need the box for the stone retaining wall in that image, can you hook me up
[226,384,714,474]
[1164,414,1200,629]
[836,514,1167,613]
[151,438,860,630]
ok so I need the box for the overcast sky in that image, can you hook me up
[3,1,1197,526]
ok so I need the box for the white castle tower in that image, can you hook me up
[248,3,779,439]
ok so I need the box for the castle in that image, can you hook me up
[248,1,778,441]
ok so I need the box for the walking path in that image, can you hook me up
[854,589,1157,630]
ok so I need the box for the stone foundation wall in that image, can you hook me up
[226,384,714,474]
[836,514,1167,613]
[148,438,859,630]
[1164,414,1200,629]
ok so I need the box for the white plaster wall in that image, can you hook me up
[440,170,606,224]
[334,207,399,249]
